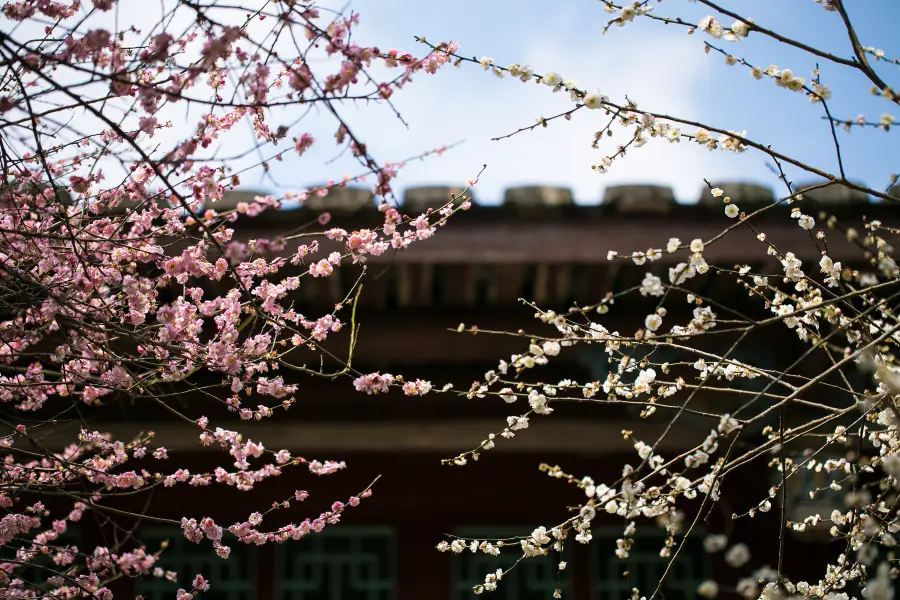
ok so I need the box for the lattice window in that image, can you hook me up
[274,525,396,600]
[591,527,709,600]
[451,527,571,600]
[134,527,256,600]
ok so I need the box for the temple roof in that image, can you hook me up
[210,181,892,312]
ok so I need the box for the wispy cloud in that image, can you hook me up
[279,0,900,204]
[271,0,776,203]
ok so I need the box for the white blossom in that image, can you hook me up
[703,534,728,553]
[542,72,562,87]
[725,543,751,567]
[697,580,719,598]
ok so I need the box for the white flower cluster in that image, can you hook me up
[693,128,748,153]
[436,522,572,595]
[443,182,900,599]
[632,114,683,145]
[639,273,665,297]
[710,187,741,218]
[505,63,534,82]
[791,207,816,230]
[668,305,717,338]
[698,16,750,42]
[697,525,894,600]
[807,73,833,103]
[748,64,811,96]
[819,255,842,287]
[449,5,900,600]
[629,247,664,265]
[692,358,759,382]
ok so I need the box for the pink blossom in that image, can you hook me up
[192,575,210,591]
[309,259,334,278]
[0,4,461,590]
[138,116,157,135]
[295,133,314,156]
[352,372,394,394]
[402,379,433,396]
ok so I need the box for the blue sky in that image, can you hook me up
[253,0,900,205]
[12,0,896,207]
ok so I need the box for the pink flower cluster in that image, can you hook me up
[0,1,464,596]
[353,372,394,394]
[181,489,370,552]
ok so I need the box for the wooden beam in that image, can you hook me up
[489,265,525,305]
[533,264,551,305]
[35,419,711,454]
[553,265,573,306]
[417,264,434,307]
[441,265,476,307]
[222,215,863,266]
[396,263,413,308]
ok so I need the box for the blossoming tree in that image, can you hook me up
[0,0,467,597]
[5,0,900,598]
[408,1,900,599]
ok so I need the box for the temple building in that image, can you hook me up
[41,182,887,600]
